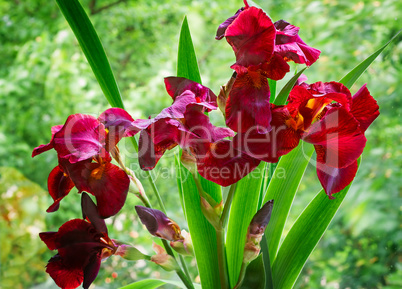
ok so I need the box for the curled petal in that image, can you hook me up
[197,140,261,187]
[302,107,366,168]
[135,206,183,241]
[225,6,276,67]
[351,84,380,132]
[274,20,320,66]
[46,165,75,213]
[53,114,108,163]
[215,8,244,40]
[225,71,271,133]
[81,192,108,235]
[317,161,358,198]
[32,125,63,157]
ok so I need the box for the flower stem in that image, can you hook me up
[220,183,237,228]
[233,262,248,289]
[216,229,229,289]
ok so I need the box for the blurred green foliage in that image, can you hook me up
[0,0,401,288]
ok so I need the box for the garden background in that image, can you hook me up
[0,0,401,288]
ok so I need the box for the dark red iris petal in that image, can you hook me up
[225,6,276,67]
[138,119,182,170]
[46,165,75,213]
[68,162,129,218]
[53,114,108,163]
[164,77,218,110]
[233,106,301,162]
[81,193,108,236]
[302,107,367,168]
[83,254,102,289]
[274,20,320,66]
[225,71,271,133]
[350,84,380,132]
[32,125,63,157]
[216,8,244,40]
[197,139,261,187]
[259,53,290,81]
[45,255,84,289]
[316,161,358,198]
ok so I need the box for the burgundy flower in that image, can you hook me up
[39,194,118,289]
[32,109,135,217]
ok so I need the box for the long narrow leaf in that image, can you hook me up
[120,279,202,289]
[55,0,124,109]
[177,17,202,84]
[226,162,265,287]
[240,254,266,289]
[263,143,314,263]
[272,160,360,289]
[339,29,401,87]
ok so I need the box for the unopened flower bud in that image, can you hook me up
[113,241,150,261]
[151,243,179,271]
[170,230,194,256]
[180,150,197,174]
[135,206,184,241]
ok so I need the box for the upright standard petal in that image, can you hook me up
[215,8,244,40]
[225,70,271,133]
[225,6,276,67]
[350,84,380,132]
[302,107,367,168]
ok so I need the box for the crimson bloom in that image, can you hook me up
[216,1,320,133]
[32,108,137,218]
[39,193,119,289]
[136,77,261,186]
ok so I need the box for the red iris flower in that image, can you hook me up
[238,81,378,197]
[39,193,120,289]
[136,77,261,186]
[216,1,320,134]
[32,108,137,218]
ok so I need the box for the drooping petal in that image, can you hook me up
[259,53,290,81]
[138,119,182,170]
[197,139,261,186]
[135,206,183,241]
[316,161,358,198]
[274,20,320,66]
[53,114,108,163]
[302,107,367,168]
[233,105,300,162]
[39,232,58,250]
[83,254,102,289]
[164,77,218,109]
[81,192,108,235]
[225,70,271,133]
[46,165,75,213]
[216,8,245,40]
[350,84,380,132]
[69,162,129,218]
[45,254,84,289]
[225,6,276,67]
[32,125,63,157]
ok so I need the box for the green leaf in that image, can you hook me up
[177,17,202,84]
[55,0,124,109]
[120,279,202,289]
[263,143,314,263]
[339,29,401,88]
[268,79,277,99]
[178,163,221,289]
[226,162,265,287]
[175,154,186,219]
[273,68,307,105]
[272,160,360,289]
[240,255,266,289]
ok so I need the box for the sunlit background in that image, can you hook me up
[0,0,401,288]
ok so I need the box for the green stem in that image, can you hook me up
[179,254,191,281]
[220,183,237,228]
[217,229,229,289]
[233,262,248,289]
